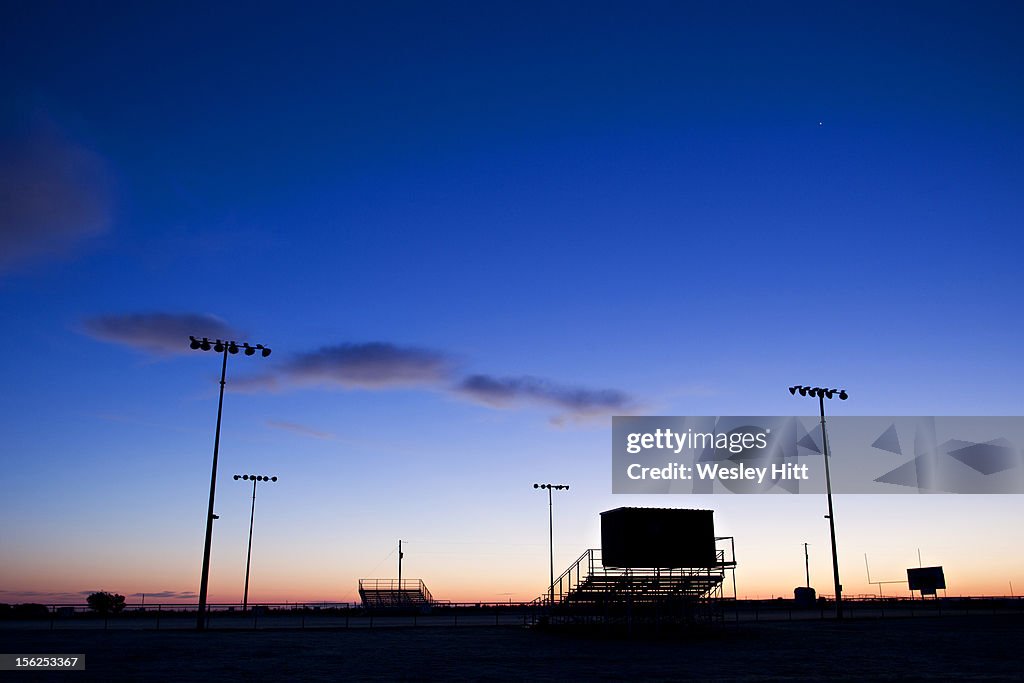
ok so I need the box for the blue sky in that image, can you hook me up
[2,1,1022,603]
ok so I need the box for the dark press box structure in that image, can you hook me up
[600,507,717,568]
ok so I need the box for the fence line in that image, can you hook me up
[2,597,1021,631]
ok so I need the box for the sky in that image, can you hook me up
[1,0,1022,605]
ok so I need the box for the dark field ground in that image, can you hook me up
[3,614,1022,681]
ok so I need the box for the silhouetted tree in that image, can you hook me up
[86,591,125,614]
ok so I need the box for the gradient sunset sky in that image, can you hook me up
[2,1,1022,605]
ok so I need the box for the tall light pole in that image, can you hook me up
[190,336,271,631]
[398,539,404,590]
[789,384,848,619]
[533,483,569,606]
[233,474,278,612]
[397,539,409,607]
[804,542,811,588]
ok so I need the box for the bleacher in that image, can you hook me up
[535,540,737,626]
[566,569,728,606]
[358,579,433,610]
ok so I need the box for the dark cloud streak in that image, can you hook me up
[238,343,635,419]
[0,127,112,272]
[281,342,453,388]
[81,313,238,355]
[128,591,197,599]
[84,318,637,421]
[456,374,634,415]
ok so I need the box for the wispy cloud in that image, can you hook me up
[0,126,112,273]
[238,342,453,391]
[85,319,638,423]
[80,312,239,355]
[240,343,635,421]
[0,589,87,602]
[128,591,197,599]
[456,374,636,418]
[266,419,335,440]
[0,588,200,604]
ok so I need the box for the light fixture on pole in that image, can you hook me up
[533,483,569,606]
[789,384,848,619]
[190,336,271,631]
[233,474,278,612]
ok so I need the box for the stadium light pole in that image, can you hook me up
[190,336,271,630]
[233,474,278,612]
[533,483,569,606]
[789,385,848,619]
